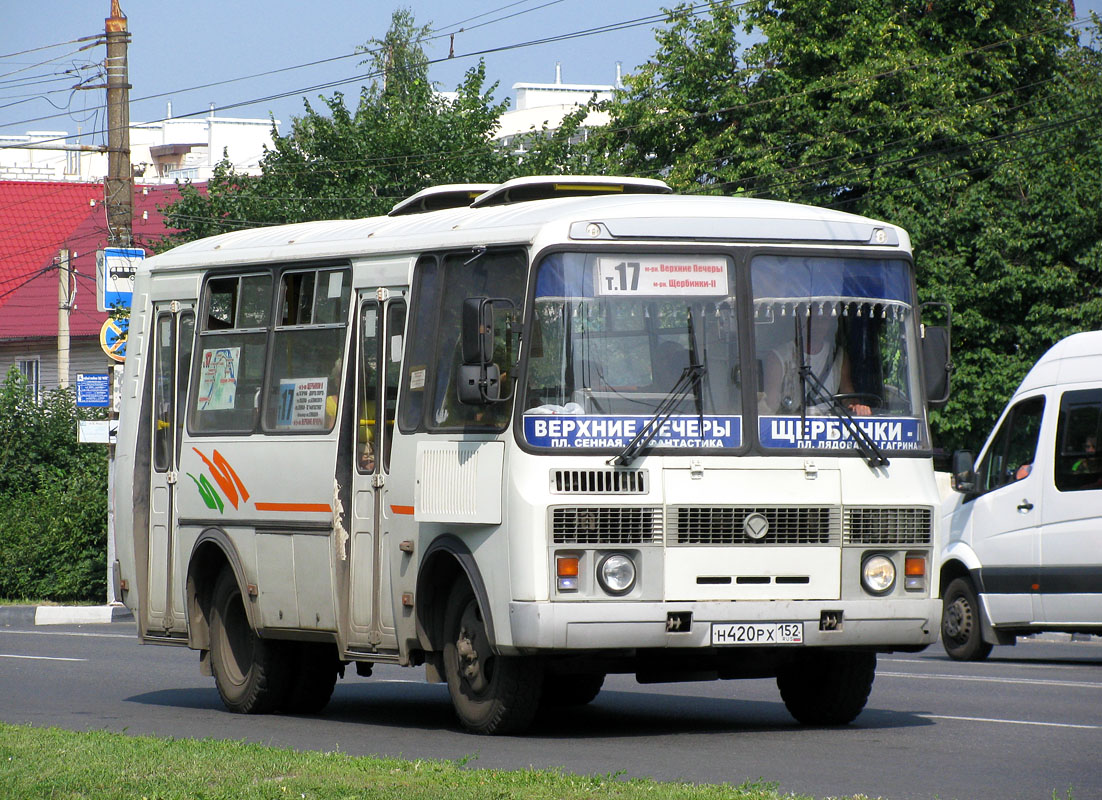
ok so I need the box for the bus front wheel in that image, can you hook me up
[777,650,875,725]
[442,580,543,734]
[209,567,289,714]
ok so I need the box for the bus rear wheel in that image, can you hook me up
[777,651,875,725]
[442,581,542,734]
[283,642,340,714]
[209,567,289,714]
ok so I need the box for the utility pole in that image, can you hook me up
[104,0,132,248]
[57,250,71,389]
[104,1,130,608]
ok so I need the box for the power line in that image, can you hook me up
[0,3,711,141]
[0,34,103,62]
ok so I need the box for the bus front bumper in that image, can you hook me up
[507,598,939,651]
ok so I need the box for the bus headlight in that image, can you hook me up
[861,554,896,595]
[597,553,636,596]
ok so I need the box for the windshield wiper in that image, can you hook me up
[607,363,705,467]
[794,315,888,469]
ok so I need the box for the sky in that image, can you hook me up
[2,0,1099,145]
[0,0,681,142]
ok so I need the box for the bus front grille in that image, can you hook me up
[843,507,933,545]
[666,506,840,546]
[550,469,648,494]
[551,506,663,544]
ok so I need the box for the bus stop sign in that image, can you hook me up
[97,247,143,313]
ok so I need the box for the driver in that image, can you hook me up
[761,312,872,416]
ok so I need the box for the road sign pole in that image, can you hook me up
[106,363,119,605]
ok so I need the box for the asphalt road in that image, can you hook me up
[1,620,1099,800]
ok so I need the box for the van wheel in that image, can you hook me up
[442,581,543,734]
[209,567,289,713]
[283,642,339,714]
[942,577,993,661]
[777,651,876,725]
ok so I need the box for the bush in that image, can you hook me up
[0,368,108,602]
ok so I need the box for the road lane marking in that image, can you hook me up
[0,654,87,662]
[0,630,133,640]
[884,657,1095,672]
[878,670,1100,689]
[918,713,1100,730]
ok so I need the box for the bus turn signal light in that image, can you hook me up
[904,555,927,591]
[557,555,579,592]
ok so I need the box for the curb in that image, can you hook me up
[0,605,133,626]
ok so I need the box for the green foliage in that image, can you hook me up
[586,0,1102,451]
[0,369,107,602]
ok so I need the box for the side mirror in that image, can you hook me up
[458,296,514,405]
[458,363,501,404]
[461,297,494,365]
[922,325,951,408]
[951,450,976,493]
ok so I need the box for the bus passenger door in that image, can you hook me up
[147,303,194,634]
[347,291,405,652]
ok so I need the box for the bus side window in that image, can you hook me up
[264,267,351,434]
[428,250,526,430]
[189,273,271,434]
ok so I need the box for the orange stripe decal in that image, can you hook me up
[254,502,332,513]
[390,505,415,516]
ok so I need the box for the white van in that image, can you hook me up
[940,331,1102,660]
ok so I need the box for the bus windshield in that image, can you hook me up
[751,254,928,452]
[521,251,927,454]
[522,251,742,451]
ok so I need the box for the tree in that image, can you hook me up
[159,10,512,247]
[0,369,107,601]
[587,0,1102,451]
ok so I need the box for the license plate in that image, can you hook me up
[711,622,804,645]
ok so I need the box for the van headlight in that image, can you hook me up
[597,553,636,596]
[861,554,896,595]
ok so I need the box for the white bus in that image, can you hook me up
[115,176,951,734]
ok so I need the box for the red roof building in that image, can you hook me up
[0,181,180,398]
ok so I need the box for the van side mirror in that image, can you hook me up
[922,325,951,408]
[951,450,976,493]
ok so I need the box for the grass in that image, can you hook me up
[0,598,99,606]
[0,722,850,800]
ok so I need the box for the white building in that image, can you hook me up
[496,64,621,151]
[0,110,279,184]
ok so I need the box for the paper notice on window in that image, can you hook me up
[196,347,241,410]
[409,367,426,390]
[596,256,729,296]
[275,377,329,429]
[327,271,344,299]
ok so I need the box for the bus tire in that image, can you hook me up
[941,577,993,661]
[282,642,339,715]
[442,580,543,734]
[540,672,604,708]
[209,567,289,714]
[776,650,875,725]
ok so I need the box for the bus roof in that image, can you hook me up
[146,187,911,273]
